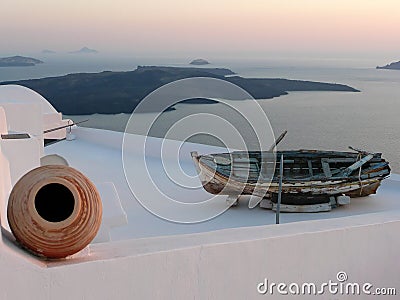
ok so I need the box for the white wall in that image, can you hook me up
[0,102,42,136]
[0,107,7,134]
[0,103,42,231]
[0,148,11,230]
[43,113,70,140]
[0,85,68,141]
[0,210,399,299]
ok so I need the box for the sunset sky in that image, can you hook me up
[1,0,399,58]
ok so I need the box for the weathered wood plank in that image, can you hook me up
[340,154,374,177]
[233,157,259,163]
[362,162,389,173]
[325,158,359,163]
[272,203,332,212]
[213,156,231,165]
[276,160,295,164]
[331,168,346,176]
[307,160,313,177]
[360,169,390,179]
[321,160,332,178]
[232,165,259,171]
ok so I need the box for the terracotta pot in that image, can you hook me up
[7,165,102,259]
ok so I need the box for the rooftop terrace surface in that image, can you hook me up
[46,127,400,242]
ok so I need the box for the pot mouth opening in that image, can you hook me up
[34,183,75,223]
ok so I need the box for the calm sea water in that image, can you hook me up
[1,55,399,171]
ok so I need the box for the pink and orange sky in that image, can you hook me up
[1,0,399,57]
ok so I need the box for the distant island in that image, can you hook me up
[69,47,98,54]
[0,65,359,115]
[0,56,44,67]
[42,49,56,54]
[190,59,210,65]
[377,60,400,70]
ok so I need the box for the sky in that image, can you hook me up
[1,0,399,58]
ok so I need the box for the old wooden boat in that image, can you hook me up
[191,148,391,212]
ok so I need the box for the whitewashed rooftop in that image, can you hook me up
[45,127,400,242]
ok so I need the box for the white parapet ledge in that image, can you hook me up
[4,208,398,268]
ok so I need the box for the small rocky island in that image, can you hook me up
[190,59,210,65]
[376,60,400,70]
[70,47,98,54]
[0,56,44,67]
[0,65,359,115]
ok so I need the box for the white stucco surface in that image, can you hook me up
[0,85,57,114]
[0,85,70,140]
[0,107,7,134]
[0,105,42,230]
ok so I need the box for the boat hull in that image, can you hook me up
[191,149,390,206]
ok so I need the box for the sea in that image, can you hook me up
[1,54,399,171]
